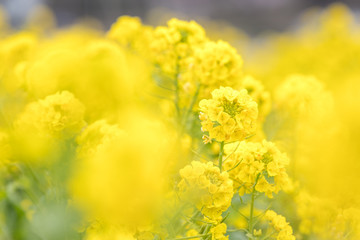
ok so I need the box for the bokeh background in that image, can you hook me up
[1,0,360,239]
[2,0,360,34]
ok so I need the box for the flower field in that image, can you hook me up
[0,3,360,240]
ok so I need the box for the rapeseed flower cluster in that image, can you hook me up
[223,140,292,198]
[15,91,85,139]
[107,16,153,54]
[150,18,206,76]
[178,161,233,222]
[183,40,243,99]
[264,210,295,240]
[210,223,228,240]
[0,2,359,240]
[199,87,258,143]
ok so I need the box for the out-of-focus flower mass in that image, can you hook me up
[0,2,359,240]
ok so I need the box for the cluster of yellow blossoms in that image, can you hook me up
[199,87,258,143]
[150,19,206,76]
[223,140,292,198]
[107,16,153,53]
[210,223,229,240]
[15,91,85,139]
[265,210,295,240]
[12,91,85,163]
[183,40,243,98]
[178,161,233,222]
[186,223,228,240]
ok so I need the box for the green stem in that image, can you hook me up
[248,174,260,234]
[179,83,201,136]
[222,141,241,164]
[226,160,242,173]
[202,224,212,235]
[174,61,181,124]
[248,191,256,233]
[218,141,225,172]
[252,204,272,227]
[183,83,201,122]
[231,204,248,220]
[177,209,202,235]
[260,230,276,240]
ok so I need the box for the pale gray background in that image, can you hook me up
[1,0,360,34]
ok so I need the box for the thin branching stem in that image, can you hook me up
[218,141,225,172]
[249,174,261,233]
[222,141,241,164]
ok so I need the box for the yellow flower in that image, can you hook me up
[255,176,274,197]
[71,112,174,230]
[199,87,258,143]
[184,40,243,99]
[210,223,228,240]
[150,18,207,76]
[253,229,262,236]
[107,16,153,54]
[178,161,233,222]
[223,140,292,198]
[12,91,85,164]
[265,210,295,240]
[15,91,85,139]
[76,120,123,158]
[0,31,37,91]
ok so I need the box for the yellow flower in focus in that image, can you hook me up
[265,210,295,240]
[210,223,228,240]
[199,87,258,143]
[223,140,292,198]
[178,161,233,222]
